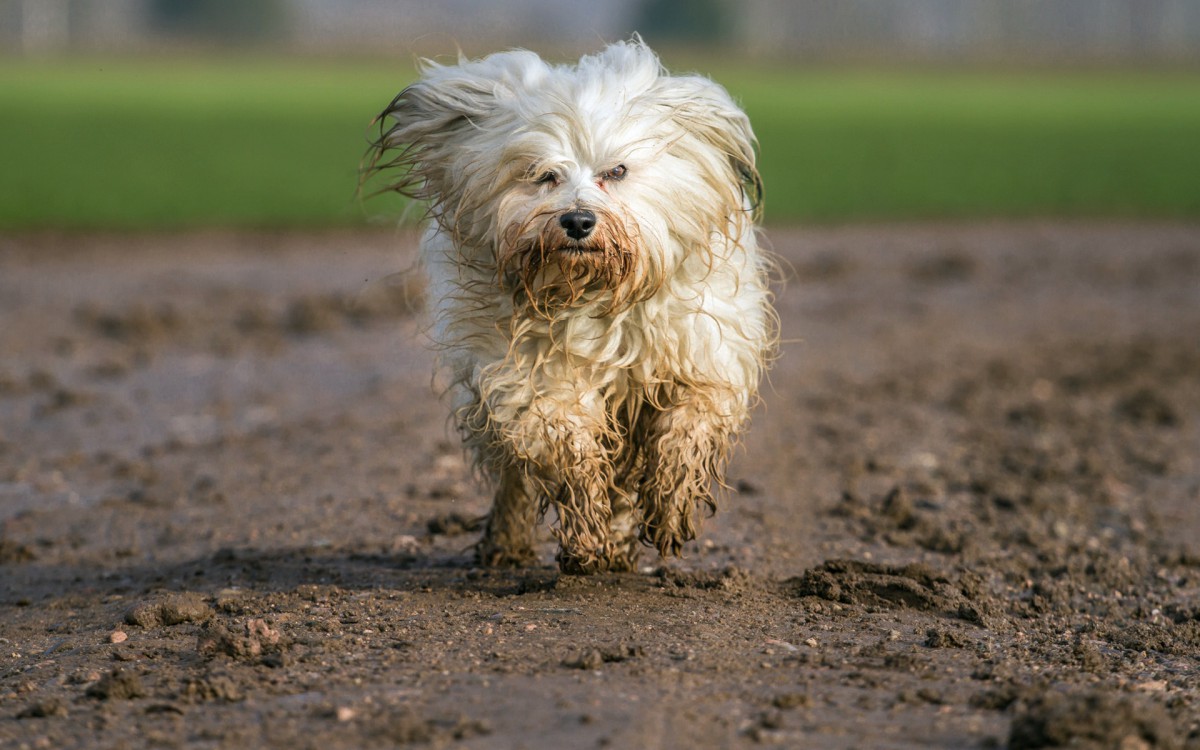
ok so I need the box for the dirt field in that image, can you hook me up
[1,223,1198,749]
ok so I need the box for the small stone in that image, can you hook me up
[336,706,357,722]
[109,630,128,644]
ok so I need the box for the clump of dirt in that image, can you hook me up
[285,279,422,335]
[425,512,482,537]
[1114,387,1180,427]
[0,539,36,564]
[907,249,977,282]
[654,564,757,593]
[74,302,182,344]
[182,672,246,703]
[923,627,970,649]
[1007,690,1184,749]
[197,618,289,665]
[789,559,986,623]
[125,592,213,628]
[561,644,643,670]
[371,712,492,745]
[85,669,146,701]
[15,699,68,719]
[771,692,811,710]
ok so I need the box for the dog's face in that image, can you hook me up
[369,40,760,310]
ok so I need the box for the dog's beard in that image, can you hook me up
[499,207,652,315]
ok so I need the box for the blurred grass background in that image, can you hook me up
[1,57,1199,229]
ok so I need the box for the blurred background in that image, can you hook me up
[1,0,1198,228]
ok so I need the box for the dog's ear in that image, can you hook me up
[364,62,505,213]
[364,52,549,227]
[365,78,489,202]
[384,69,499,145]
[652,75,763,220]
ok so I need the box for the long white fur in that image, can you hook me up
[369,38,776,573]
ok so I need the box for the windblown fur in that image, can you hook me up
[366,38,776,573]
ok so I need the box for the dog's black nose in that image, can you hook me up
[559,209,596,240]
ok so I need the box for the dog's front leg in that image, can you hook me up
[477,389,628,573]
[476,467,539,567]
[540,425,628,574]
[638,390,742,558]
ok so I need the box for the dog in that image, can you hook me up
[367,38,775,573]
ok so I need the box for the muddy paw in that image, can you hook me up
[556,545,637,575]
[474,540,538,568]
[640,523,694,559]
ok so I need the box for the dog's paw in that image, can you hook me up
[474,540,539,568]
[639,521,696,559]
[556,544,638,575]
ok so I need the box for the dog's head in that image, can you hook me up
[367,38,761,311]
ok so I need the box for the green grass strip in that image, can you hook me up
[1,58,1197,229]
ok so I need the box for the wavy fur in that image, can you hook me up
[367,38,776,573]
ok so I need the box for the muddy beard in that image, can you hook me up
[499,209,654,316]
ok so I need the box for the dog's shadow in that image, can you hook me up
[3,532,696,613]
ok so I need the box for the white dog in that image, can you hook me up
[367,38,775,573]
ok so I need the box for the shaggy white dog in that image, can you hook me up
[367,38,775,573]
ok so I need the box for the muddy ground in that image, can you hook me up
[1,222,1198,749]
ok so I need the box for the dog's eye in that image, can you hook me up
[603,165,628,181]
[535,171,559,186]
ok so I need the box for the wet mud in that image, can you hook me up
[1,223,1198,748]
